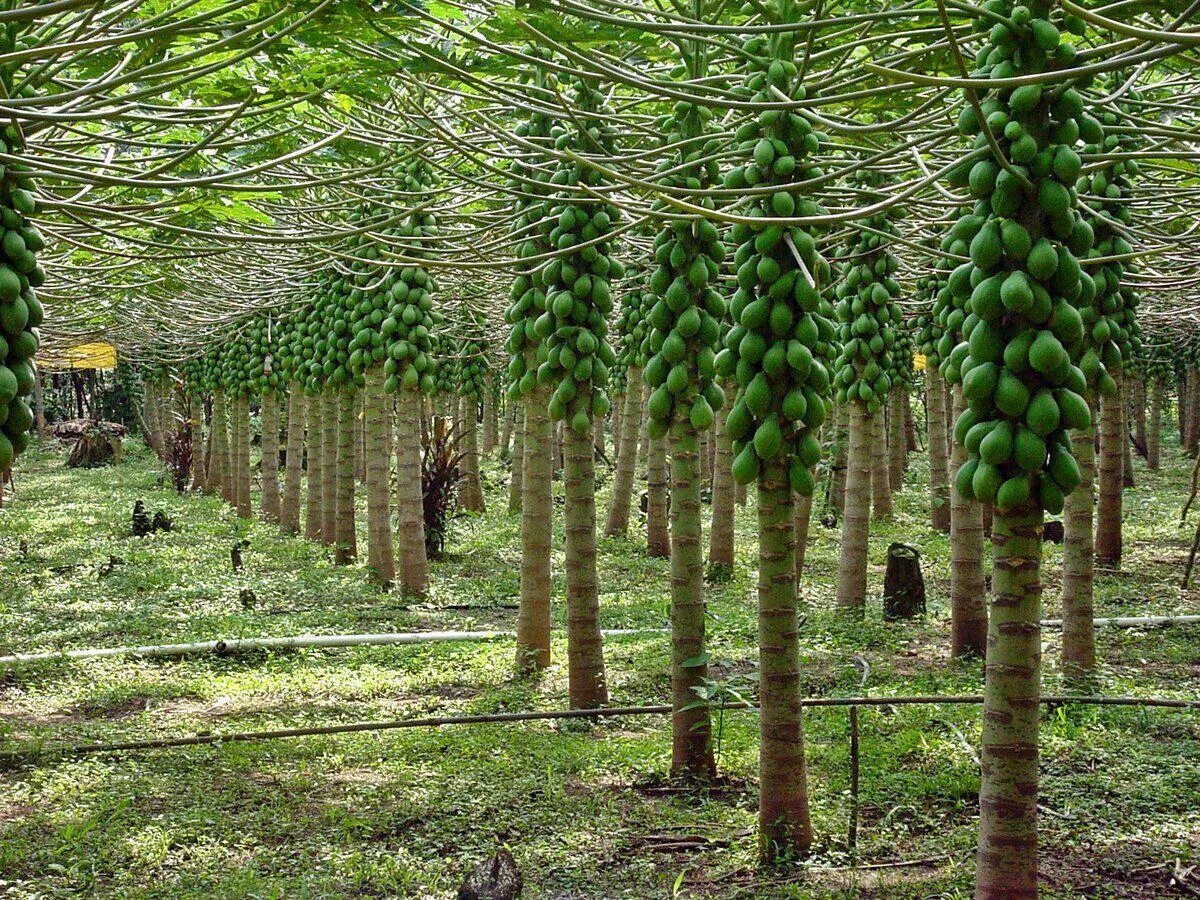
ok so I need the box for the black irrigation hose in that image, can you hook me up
[1,694,1196,766]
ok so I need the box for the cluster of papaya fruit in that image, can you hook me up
[455,304,490,403]
[943,1,1097,514]
[915,245,952,373]
[612,259,653,393]
[832,173,904,414]
[0,124,45,469]
[529,77,622,434]
[642,101,726,440]
[1077,105,1140,391]
[717,42,836,494]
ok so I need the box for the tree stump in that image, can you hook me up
[882,542,925,621]
[457,848,522,900]
[131,500,152,537]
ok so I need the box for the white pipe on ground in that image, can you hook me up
[0,628,662,666]
[1041,615,1200,628]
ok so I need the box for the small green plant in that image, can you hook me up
[680,657,757,768]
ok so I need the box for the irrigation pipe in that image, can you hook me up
[1040,615,1200,628]
[0,628,662,667]
[2,695,1195,766]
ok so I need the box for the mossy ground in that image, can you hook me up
[0,433,1197,898]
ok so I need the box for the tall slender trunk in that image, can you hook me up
[594,412,605,457]
[335,389,358,564]
[261,392,281,522]
[145,381,163,458]
[836,402,872,611]
[975,500,1043,900]
[321,390,338,546]
[830,401,849,516]
[460,400,486,512]
[482,379,497,454]
[201,399,217,494]
[186,395,203,491]
[32,366,46,441]
[708,383,736,569]
[1062,410,1096,684]
[669,413,714,780]
[395,389,429,595]
[364,370,394,584]
[1188,369,1200,456]
[756,455,812,862]
[904,389,916,451]
[1095,373,1123,567]
[647,431,669,558]
[611,390,625,464]
[950,387,988,658]
[515,389,553,671]
[928,370,951,533]
[563,417,608,709]
[794,483,814,580]
[888,388,906,492]
[508,401,525,514]
[304,392,324,542]
[356,391,367,484]
[235,394,251,518]
[605,366,643,537]
[500,397,514,459]
[871,410,892,519]
[207,391,227,497]
[281,388,304,534]
[1147,379,1162,470]
[1121,382,1134,489]
[1130,376,1146,456]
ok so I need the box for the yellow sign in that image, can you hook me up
[913,353,927,372]
[38,342,119,371]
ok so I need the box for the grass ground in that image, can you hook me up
[0,430,1198,898]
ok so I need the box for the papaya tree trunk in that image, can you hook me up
[950,387,988,658]
[334,389,358,565]
[870,410,892,519]
[1062,410,1095,684]
[304,392,323,542]
[515,389,553,671]
[1121,381,1134,489]
[669,412,714,781]
[1095,375,1123,567]
[836,401,871,611]
[888,387,906,492]
[605,366,642,537]
[927,369,951,533]
[460,400,486,513]
[975,499,1043,900]
[187,396,204,492]
[1188,368,1200,456]
[364,370,394,585]
[647,431,670,558]
[563,416,608,709]
[261,392,281,523]
[235,394,251,518]
[757,455,812,862]
[395,389,429,595]
[611,390,624,464]
[207,391,227,499]
[1147,378,1162,470]
[280,390,304,534]
[500,396,514,458]
[508,401,525,514]
[482,379,497,454]
[1130,375,1146,456]
[201,398,217,494]
[830,401,849,516]
[319,391,337,544]
[708,383,736,569]
[794,481,814,581]
[594,412,605,457]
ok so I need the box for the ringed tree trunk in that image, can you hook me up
[611,389,624,463]
[281,388,304,534]
[1130,375,1146,456]
[460,397,486,513]
[975,499,1043,899]
[927,369,951,533]
[261,392,281,523]
[604,365,643,537]
[708,382,736,570]
[395,389,429,595]
[829,401,849,516]
[949,387,987,658]
[1147,379,1162,470]
[756,455,812,862]
[870,409,892,519]
[1095,374,1123,567]
[835,401,872,611]
[364,370,394,585]
[508,401,525,514]
[794,480,814,580]
[500,395,514,458]
[515,388,553,672]
[1188,368,1200,456]
[482,378,498,454]
[562,412,608,709]
[668,411,714,781]
[321,390,338,546]
[234,393,252,518]
[201,398,217,494]
[1061,410,1096,684]
[1121,382,1134,489]
[334,388,358,565]
[187,395,204,492]
[304,391,324,542]
[646,431,670,558]
[888,387,906,492]
[594,411,605,457]
[207,391,227,498]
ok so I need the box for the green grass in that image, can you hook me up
[0,436,1198,898]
